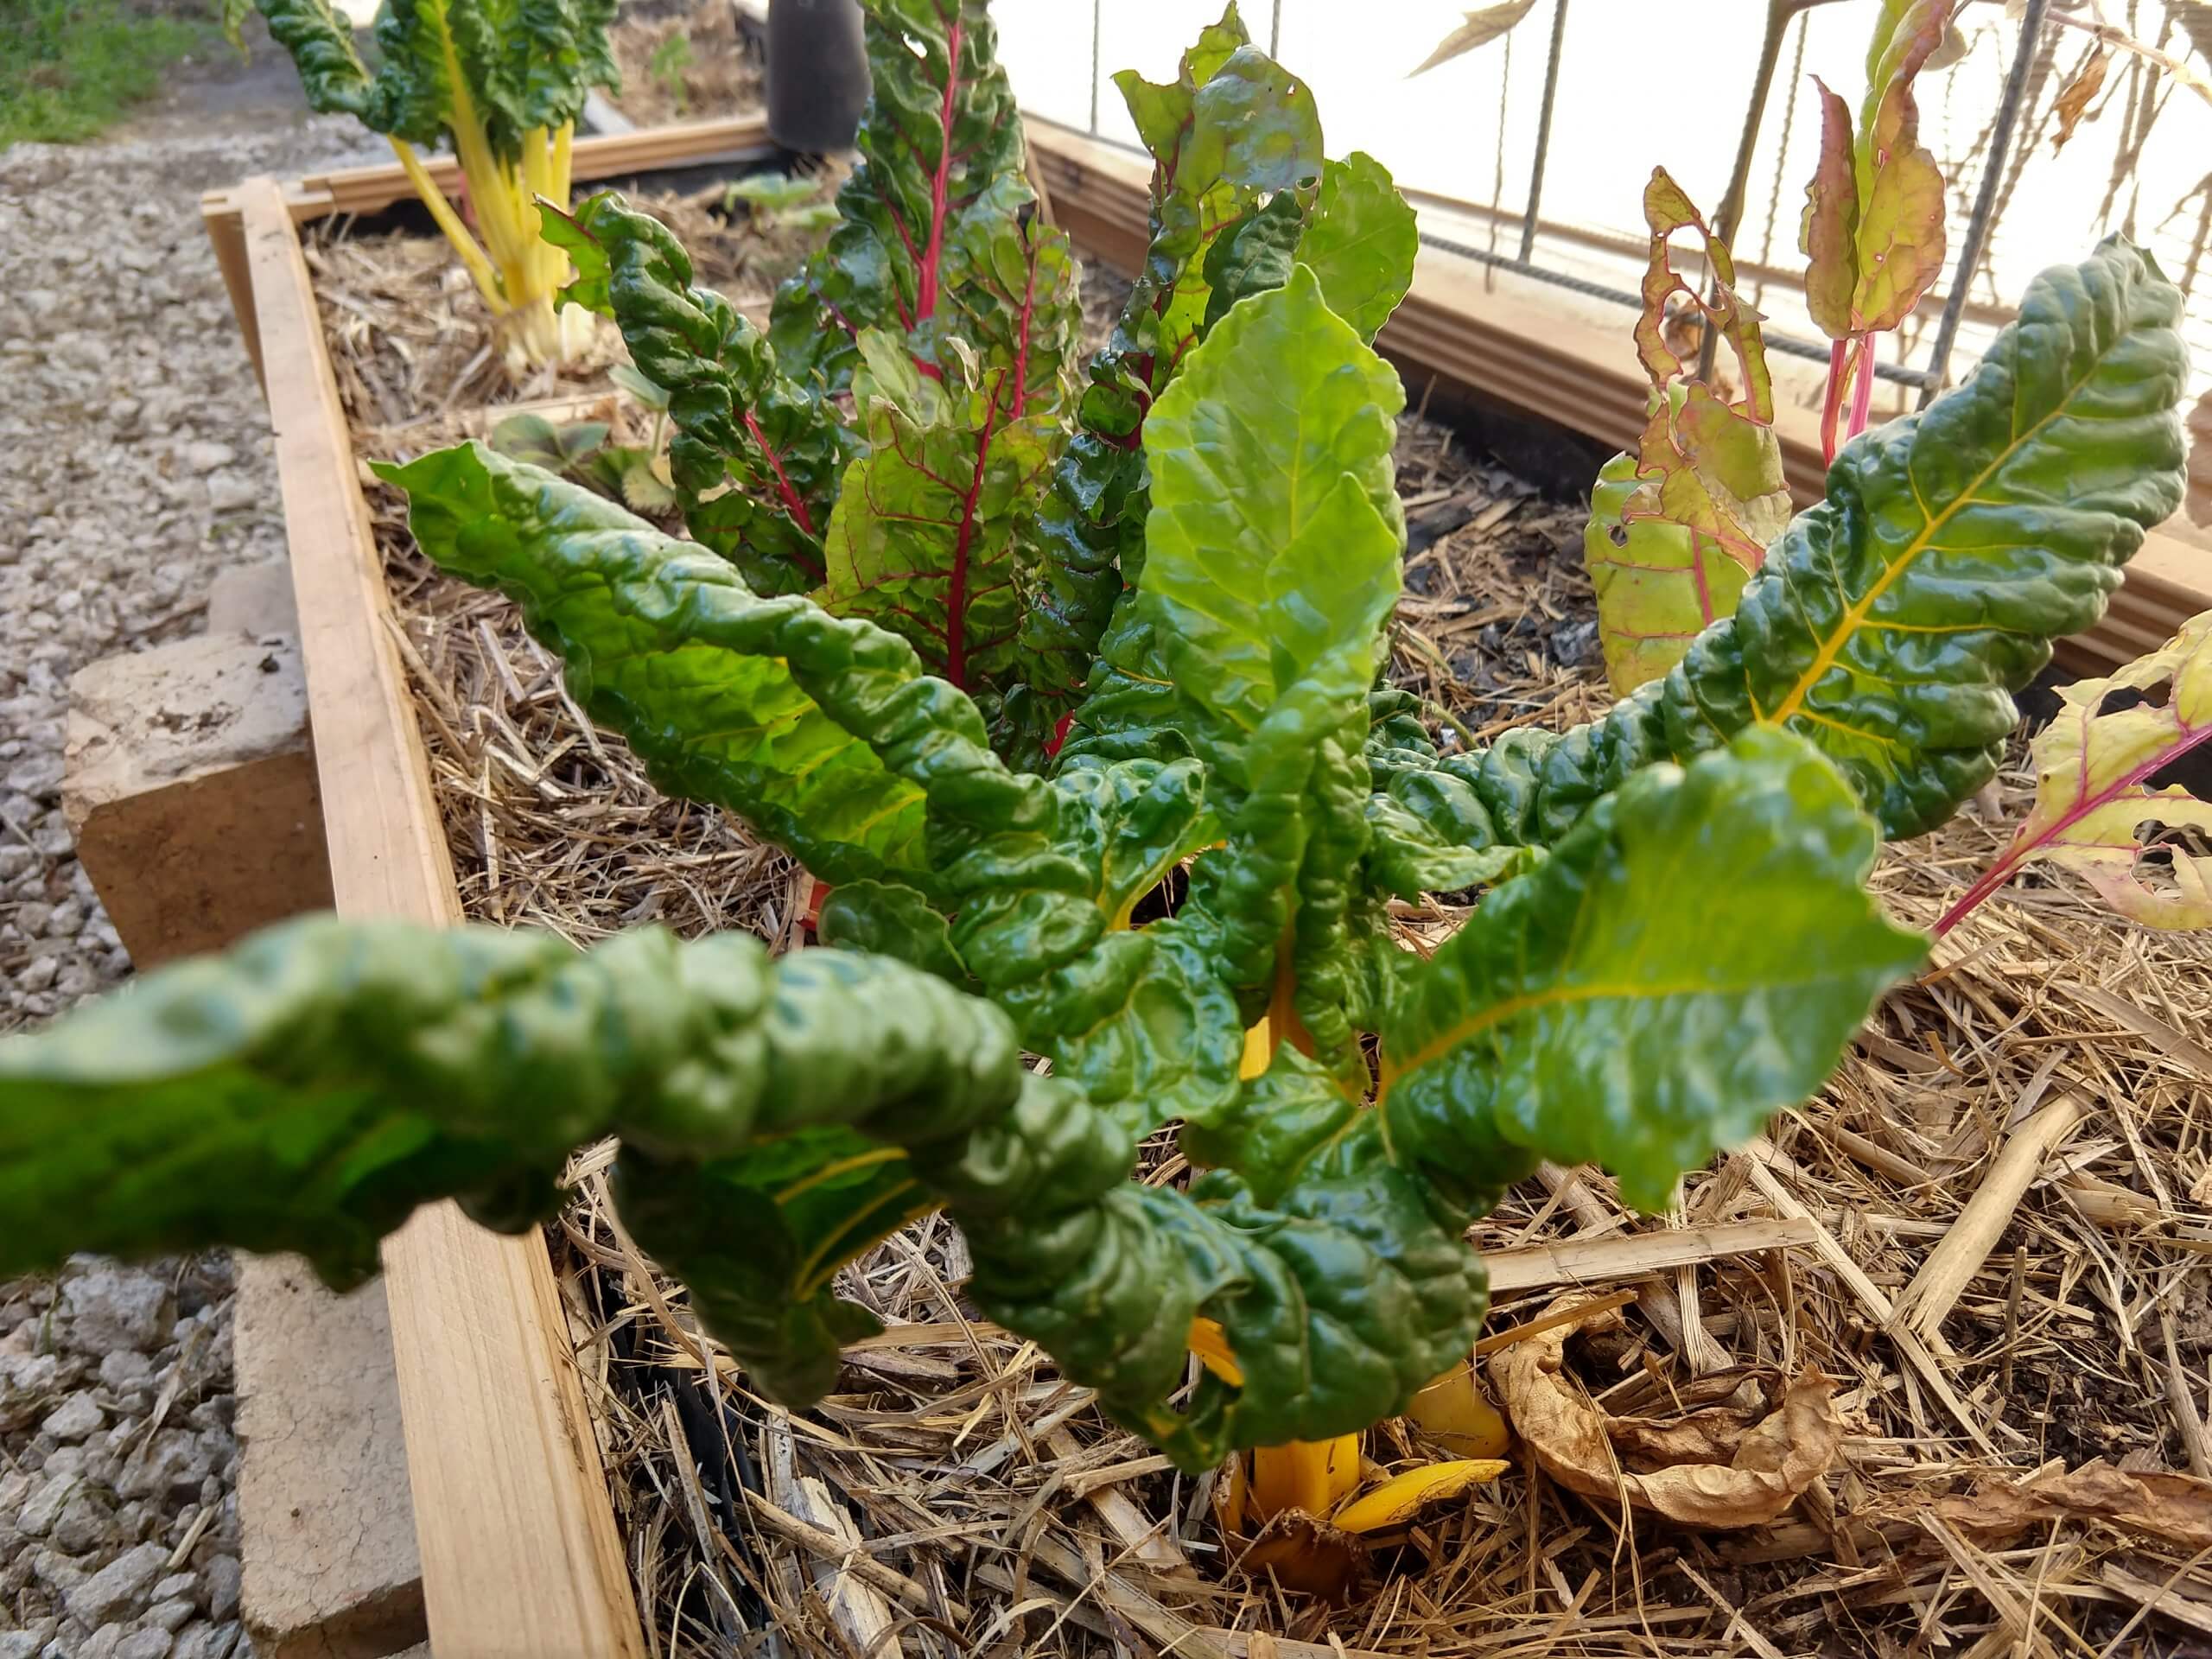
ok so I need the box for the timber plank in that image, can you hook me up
[238,175,645,1659]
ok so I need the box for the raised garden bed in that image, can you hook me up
[204,114,2212,1659]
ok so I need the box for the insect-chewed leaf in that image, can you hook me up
[1797,0,1955,339]
[1799,79,1859,340]
[1949,612,2212,930]
[1589,169,1789,696]
[1381,728,1926,1212]
[1585,452,1755,699]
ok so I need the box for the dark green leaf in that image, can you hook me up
[378,442,944,886]
[768,0,1033,391]
[549,194,856,594]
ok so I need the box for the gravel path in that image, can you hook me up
[1,58,373,1656]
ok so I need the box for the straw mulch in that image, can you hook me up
[315,226,2212,1658]
[605,0,763,130]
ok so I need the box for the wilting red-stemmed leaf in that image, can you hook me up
[1798,0,1959,460]
[1940,611,2212,934]
[1583,169,1790,696]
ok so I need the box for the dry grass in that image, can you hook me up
[313,218,2212,1657]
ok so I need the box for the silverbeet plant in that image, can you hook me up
[0,3,2190,1480]
[539,1,1416,767]
[224,0,619,365]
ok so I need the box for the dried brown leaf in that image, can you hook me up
[1936,1459,2212,1548]
[1492,1294,1843,1528]
[2052,44,2113,151]
[1409,0,1542,77]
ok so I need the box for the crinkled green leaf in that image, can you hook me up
[254,0,614,156]
[378,442,957,887]
[1382,729,1926,1212]
[250,0,375,121]
[816,879,972,985]
[548,194,856,594]
[617,1137,912,1404]
[936,753,1243,1141]
[0,910,1491,1469]
[768,0,1032,391]
[1475,239,2190,843]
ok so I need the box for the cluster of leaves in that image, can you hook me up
[0,3,2193,1473]
[226,0,619,360]
[544,2,1416,771]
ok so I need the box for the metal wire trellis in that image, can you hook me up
[1072,0,2062,398]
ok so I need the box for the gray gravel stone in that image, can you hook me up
[66,1540,169,1627]
[42,1388,105,1440]
[199,1553,240,1621]
[170,1623,241,1659]
[61,1268,168,1351]
[147,1595,197,1633]
[51,1486,118,1554]
[18,1471,76,1537]
[0,72,372,1659]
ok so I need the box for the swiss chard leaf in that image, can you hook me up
[1585,170,1788,698]
[378,442,950,887]
[821,214,1083,753]
[1027,9,1338,695]
[544,195,856,595]
[1943,610,2212,931]
[768,0,1032,391]
[1382,728,1927,1212]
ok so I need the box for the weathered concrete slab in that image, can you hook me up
[207,557,301,639]
[235,1255,426,1659]
[63,632,331,967]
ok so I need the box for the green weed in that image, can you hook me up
[0,0,207,146]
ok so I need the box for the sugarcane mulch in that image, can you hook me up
[314,231,2212,1656]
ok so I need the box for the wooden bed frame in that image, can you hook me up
[200,107,2204,1656]
[201,115,772,1658]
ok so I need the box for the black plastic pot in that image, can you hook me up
[764,0,870,152]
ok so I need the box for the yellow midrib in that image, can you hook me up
[1379,980,1653,1096]
[1759,364,2094,727]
